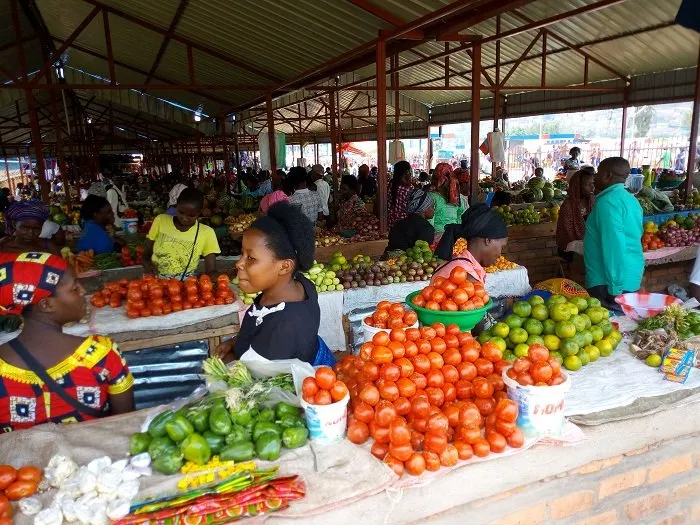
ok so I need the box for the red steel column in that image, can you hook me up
[329,91,339,180]
[685,44,700,194]
[4,155,12,192]
[26,90,49,201]
[469,41,481,204]
[265,93,277,175]
[377,37,388,234]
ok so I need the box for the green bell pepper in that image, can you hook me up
[148,436,175,459]
[253,421,282,441]
[225,425,252,445]
[202,430,226,455]
[148,410,175,438]
[129,432,152,456]
[152,446,184,475]
[165,414,194,443]
[255,433,282,461]
[277,415,306,430]
[275,402,301,419]
[180,432,211,465]
[186,408,210,433]
[282,427,309,449]
[256,407,275,422]
[209,405,233,436]
[229,407,254,426]
[220,441,255,462]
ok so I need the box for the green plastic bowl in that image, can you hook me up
[406,291,492,331]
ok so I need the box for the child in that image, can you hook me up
[288,167,323,225]
[214,202,332,365]
[143,188,220,279]
[0,252,134,431]
[534,167,544,178]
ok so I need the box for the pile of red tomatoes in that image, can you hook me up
[90,274,235,318]
[364,301,418,330]
[411,267,490,312]
[335,323,524,477]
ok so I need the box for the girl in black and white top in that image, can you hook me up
[215,201,329,365]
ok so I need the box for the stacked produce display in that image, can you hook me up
[338,321,524,477]
[478,294,622,371]
[90,274,235,317]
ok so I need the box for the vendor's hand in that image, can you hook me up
[213,340,235,362]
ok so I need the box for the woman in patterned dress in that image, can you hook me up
[388,160,414,229]
[0,252,134,432]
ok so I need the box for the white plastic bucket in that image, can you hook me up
[502,367,571,437]
[122,218,138,234]
[362,320,419,344]
[300,394,349,445]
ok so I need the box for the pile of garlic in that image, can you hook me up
[30,453,151,525]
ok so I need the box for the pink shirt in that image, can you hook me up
[259,190,290,215]
[431,249,486,285]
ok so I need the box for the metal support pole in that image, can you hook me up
[26,90,49,201]
[16,149,24,187]
[50,89,71,210]
[265,93,277,175]
[336,88,343,177]
[328,91,338,180]
[469,41,481,204]
[393,54,400,145]
[377,37,388,234]
[492,16,501,178]
[620,88,629,158]
[685,44,700,195]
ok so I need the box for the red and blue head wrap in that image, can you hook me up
[0,252,67,315]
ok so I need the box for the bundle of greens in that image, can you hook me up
[636,305,700,340]
[202,358,295,412]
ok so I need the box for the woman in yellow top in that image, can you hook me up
[143,188,220,279]
[0,252,134,431]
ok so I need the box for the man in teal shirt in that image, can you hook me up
[584,157,644,309]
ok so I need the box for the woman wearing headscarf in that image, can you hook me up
[166,183,188,216]
[337,175,368,230]
[0,200,57,254]
[555,168,595,261]
[430,162,467,235]
[433,204,508,285]
[454,168,471,211]
[386,188,435,252]
[0,252,134,430]
[388,160,413,229]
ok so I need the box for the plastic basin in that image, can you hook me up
[406,291,492,331]
[614,292,681,321]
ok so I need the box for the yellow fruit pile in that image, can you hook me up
[452,237,468,255]
[485,256,517,273]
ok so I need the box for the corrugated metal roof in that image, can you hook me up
[0,0,694,142]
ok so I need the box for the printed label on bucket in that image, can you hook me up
[301,394,349,445]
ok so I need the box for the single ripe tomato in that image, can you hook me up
[459,403,482,429]
[472,437,491,457]
[450,266,467,285]
[439,444,459,467]
[313,390,332,405]
[411,396,430,418]
[5,479,37,500]
[375,400,398,427]
[394,396,412,416]
[507,428,525,448]
[347,421,370,444]
[302,377,319,400]
[0,466,16,491]
[495,398,519,423]
[0,494,10,519]
[423,450,441,471]
[315,366,336,390]
[371,441,389,460]
[359,384,380,407]
[330,381,349,402]
[353,402,375,423]
[16,466,42,483]
[384,455,404,477]
[404,453,426,476]
[424,430,448,455]
[487,432,507,453]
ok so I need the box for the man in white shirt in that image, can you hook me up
[288,167,322,225]
[310,164,330,218]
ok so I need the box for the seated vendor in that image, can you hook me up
[143,188,220,279]
[0,252,134,431]
[432,204,508,285]
[555,168,595,261]
[214,201,331,365]
[431,163,467,234]
[77,195,117,255]
[0,200,58,254]
[337,175,368,231]
[386,188,435,252]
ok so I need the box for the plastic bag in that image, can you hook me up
[240,350,314,407]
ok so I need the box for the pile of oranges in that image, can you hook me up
[90,274,235,318]
[508,344,566,386]
[0,464,42,523]
[484,256,518,273]
[335,323,524,477]
[364,301,418,329]
[412,267,490,312]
